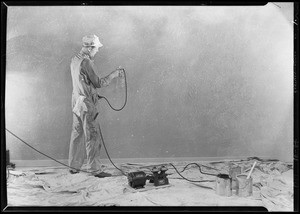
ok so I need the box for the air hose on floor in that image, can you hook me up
[5,69,220,182]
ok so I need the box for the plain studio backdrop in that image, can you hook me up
[5,4,294,165]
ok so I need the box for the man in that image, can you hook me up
[68,34,124,177]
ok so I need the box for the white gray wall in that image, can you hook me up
[5,4,294,163]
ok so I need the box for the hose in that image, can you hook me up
[5,68,221,183]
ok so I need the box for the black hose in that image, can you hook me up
[98,69,127,111]
[6,69,222,183]
[5,128,101,174]
[180,162,219,176]
[5,70,129,175]
[168,163,216,183]
[98,119,127,176]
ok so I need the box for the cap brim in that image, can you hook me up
[83,43,103,48]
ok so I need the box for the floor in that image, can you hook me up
[6,157,294,211]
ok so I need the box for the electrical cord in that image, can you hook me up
[5,70,128,175]
[168,163,217,182]
[97,70,222,182]
[5,128,99,174]
[180,163,220,175]
[5,68,222,183]
[4,70,128,175]
[6,127,218,182]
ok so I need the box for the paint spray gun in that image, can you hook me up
[117,66,125,88]
[97,67,127,112]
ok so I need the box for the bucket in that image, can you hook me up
[236,174,253,197]
[215,174,232,197]
[229,165,241,195]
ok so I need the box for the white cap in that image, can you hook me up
[82,35,103,48]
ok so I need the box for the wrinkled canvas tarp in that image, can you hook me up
[6,157,293,211]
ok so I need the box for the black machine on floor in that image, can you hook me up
[127,165,169,189]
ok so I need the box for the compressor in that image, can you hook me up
[127,165,169,189]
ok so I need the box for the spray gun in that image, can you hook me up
[95,68,125,120]
[116,67,125,89]
[94,68,127,121]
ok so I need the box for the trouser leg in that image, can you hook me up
[82,109,103,172]
[68,113,85,171]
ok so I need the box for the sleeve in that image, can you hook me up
[81,58,113,88]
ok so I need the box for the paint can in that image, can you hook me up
[215,174,232,197]
[236,174,253,197]
[229,165,241,195]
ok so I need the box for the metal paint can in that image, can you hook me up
[229,165,242,195]
[236,174,253,197]
[215,174,232,197]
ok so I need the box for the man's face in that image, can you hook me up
[90,46,100,58]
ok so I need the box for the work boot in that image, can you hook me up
[94,171,112,178]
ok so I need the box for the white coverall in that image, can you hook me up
[68,51,114,172]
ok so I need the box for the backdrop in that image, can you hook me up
[5,4,294,162]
